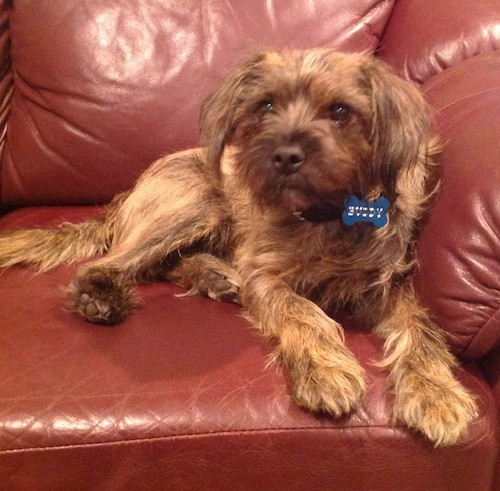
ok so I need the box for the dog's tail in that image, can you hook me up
[0,216,112,272]
[0,195,126,272]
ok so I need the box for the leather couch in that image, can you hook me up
[0,0,499,489]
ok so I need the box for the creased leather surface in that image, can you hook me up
[0,0,393,206]
[416,52,500,359]
[0,208,497,490]
[0,0,499,488]
[379,0,500,83]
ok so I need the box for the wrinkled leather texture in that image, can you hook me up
[379,0,500,83]
[1,0,393,205]
[416,52,500,359]
[0,207,497,489]
[0,0,499,489]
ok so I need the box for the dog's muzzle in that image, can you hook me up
[272,144,305,175]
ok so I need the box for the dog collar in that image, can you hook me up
[293,205,343,223]
[294,195,391,228]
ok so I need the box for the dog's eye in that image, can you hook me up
[329,103,351,123]
[261,101,274,114]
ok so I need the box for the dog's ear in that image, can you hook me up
[200,53,266,180]
[366,61,432,198]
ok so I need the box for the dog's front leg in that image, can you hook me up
[241,273,366,416]
[376,283,477,446]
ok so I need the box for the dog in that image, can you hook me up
[0,49,476,446]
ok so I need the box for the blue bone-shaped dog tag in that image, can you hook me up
[342,195,390,228]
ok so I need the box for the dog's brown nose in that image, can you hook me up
[272,145,305,175]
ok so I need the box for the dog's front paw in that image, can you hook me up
[290,348,367,417]
[394,372,477,446]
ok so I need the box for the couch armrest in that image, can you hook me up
[414,52,500,359]
[378,0,500,83]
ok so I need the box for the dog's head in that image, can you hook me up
[200,50,434,215]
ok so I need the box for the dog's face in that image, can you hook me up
[201,50,432,214]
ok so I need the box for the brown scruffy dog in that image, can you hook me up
[0,49,476,446]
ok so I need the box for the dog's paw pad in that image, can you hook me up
[66,268,136,325]
[77,292,115,324]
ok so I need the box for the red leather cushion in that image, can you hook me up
[1,0,394,206]
[0,208,496,490]
[379,0,500,83]
[416,52,500,358]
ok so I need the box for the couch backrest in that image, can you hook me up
[0,0,394,206]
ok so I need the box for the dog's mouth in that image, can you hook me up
[270,154,350,216]
[238,144,351,218]
[284,190,344,223]
[281,186,346,220]
[282,188,317,213]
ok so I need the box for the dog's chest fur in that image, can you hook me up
[229,197,409,316]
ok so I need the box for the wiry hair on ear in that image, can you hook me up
[199,53,267,181]
[365,59,432,198]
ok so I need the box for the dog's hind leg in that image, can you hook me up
[167,253,240,304]
[68,212,231,325]
[67,151,232,325]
